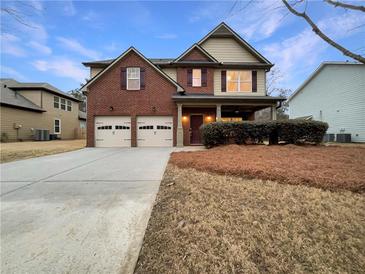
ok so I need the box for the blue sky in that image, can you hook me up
[1,0,364,93]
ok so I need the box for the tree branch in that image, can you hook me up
[282,0,365,63]
[324,0,365,12]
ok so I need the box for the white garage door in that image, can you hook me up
[137,116,173,147]
[95,116,131,147]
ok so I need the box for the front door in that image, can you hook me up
[190,115,203,145]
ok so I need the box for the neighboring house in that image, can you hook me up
[288,62,365,142]
[81,22,284,147]
[0,79,82,141]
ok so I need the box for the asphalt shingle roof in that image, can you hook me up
[0,79,45,112]
[4,79,81,102]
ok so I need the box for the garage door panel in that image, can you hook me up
[95,116,131,147]
[137,116,173,147]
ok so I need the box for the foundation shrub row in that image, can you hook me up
[202,120,328,147]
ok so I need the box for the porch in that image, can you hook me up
[173,94,285,146]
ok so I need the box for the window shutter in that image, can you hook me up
[121,67,126,90]
[221,70,226,92]
[201,68,207,87]
[140,68,145,90]
[187,68,192,87]
[252,71,257,92]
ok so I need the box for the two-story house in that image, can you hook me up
[0,79,82,141]
[81,22,284,147]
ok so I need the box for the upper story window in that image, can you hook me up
[127,67,140,90]
[192,69,201,87]
[54,96,72,111]
[227,70,252,92]
[60,98,66,110]
[67,100,72,111]
[54,96,59,108]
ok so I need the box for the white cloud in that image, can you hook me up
[32,57,88,82]
[63,0,76,16]
[29,22,48,42]
[82,10,98,21]
[228,0,288,40]
[263,12,365,87]
[0,33,26,57]
[0,65,27,80]
[188,1,288,40]
[104,42,120,53]
[57,37,100,59]
[264,29,322,76]
[28,41,52,55]
[29,0,44,14]
[155,33,178,40]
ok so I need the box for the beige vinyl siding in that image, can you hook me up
[201,38,259,62]
[41,92,80,139]
[17,90,42,107]
[161,68,177,81]
[0,106,43,141]
[214,69,266,96]
[0,92,80,141]
[90,67,103,78]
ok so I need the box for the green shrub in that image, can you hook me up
[201,120,328,148]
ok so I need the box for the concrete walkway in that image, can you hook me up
[1,148,171,274]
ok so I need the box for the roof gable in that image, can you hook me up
[81,47,184,92]
[288,62,363,102]
[174,44,219,63]
[0,79,45,112]
[198,22,271,64]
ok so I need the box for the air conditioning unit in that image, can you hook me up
[34,129,50,141]
[323,134,335,142]
[336,133,351,143]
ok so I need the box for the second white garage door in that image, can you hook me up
[137,116,173,147]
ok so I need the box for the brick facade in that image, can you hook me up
[180,47,212,62]
[86,50,178,147]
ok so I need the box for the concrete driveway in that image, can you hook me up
[1,147,171,274]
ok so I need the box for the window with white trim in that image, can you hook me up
[60,98,66,110]
[66,100,72,111]
[227,70,252,92]
[54,119,61,134]
[192,69,201,87]
[127,67,140,90]
[54,96,59,108]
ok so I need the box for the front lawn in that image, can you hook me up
[0,139,86,163]
[135,165,365,273]
[170,144,365,193]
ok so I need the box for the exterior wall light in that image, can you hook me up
[182,116,188,121]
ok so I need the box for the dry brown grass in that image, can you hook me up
[135,165,365,273]
[170,144,365,193]
[0,139,86,163]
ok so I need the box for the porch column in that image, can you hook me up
[271,105,277,120]
[177,103,184,147]
[216,104,222,122]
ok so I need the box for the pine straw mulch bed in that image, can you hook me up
[135,165,365,273]
[170,144,365,193]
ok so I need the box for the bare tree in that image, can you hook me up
[282,0,365,63]
[1,1,41,31]
[324,0,365,12]
[266,68,284,95]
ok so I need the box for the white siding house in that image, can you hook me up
[288,62,365,142]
